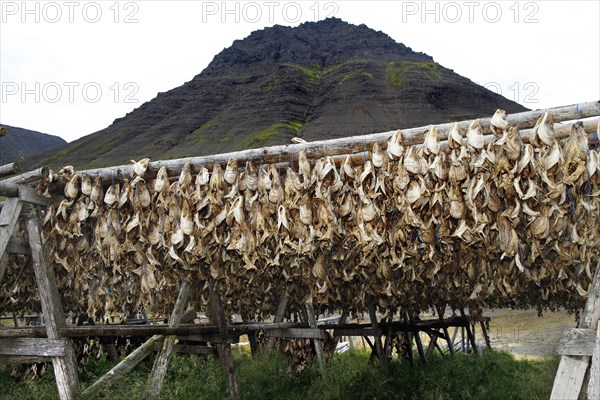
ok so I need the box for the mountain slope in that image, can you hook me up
[28,18,527,169]
[0,124,66,165]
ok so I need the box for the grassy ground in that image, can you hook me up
[0,350,558,400]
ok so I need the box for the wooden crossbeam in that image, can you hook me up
[0,338,66,357]
[146,281,191,399]
[265,328,326,340]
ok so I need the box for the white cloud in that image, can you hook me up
[1,0,598,142]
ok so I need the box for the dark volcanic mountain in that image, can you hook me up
[28,18,527,169]
[0,124,66,165]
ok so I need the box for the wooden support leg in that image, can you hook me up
[0,198,23,285]
[368,303,389,374]
[332,310,348,351]
[552,264,600,399]
[266,297,288,355]
[306,304,325,373]
[209,285,240,400]
[26,209,79,400]
[241,312,258,357]
[146,281,191,400]
[436,305,454,356]
[588,320,599,400]
[480,320,492,350]
[460,309,477,354]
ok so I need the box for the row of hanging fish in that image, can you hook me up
[1,110,598,321]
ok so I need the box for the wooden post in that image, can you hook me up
[368,303,389,373]
[146,280,191,400]
[208,285,240,400]
[588,320,600,400]
[305,304,325,373]
[480,320,492,350]
[0,198,23,271]
[551,263,600,399]
[241,312,259,356]
[26,208,80,400]
[265,296,288,355]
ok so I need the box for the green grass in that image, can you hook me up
[338,71,374,85]
[386,61,442,90]
[190,113,223,144]
[0,350,558,400]
[236,120,304,150]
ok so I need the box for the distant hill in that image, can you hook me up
[0,124,66,165]
[26,18,527,169]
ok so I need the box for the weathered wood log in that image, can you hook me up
[82,334,164,398]
[0,338,66,357]
[51,102,600,189]
[208,285,240,400]
[3,166,49,185]
[557,328,597,356]
[305,304,325,373]
[0,183,51,207]
[0,198,23,274]
[266,296,288,354]
[0,355,51,364]
[588,320,600,400]
[551,262,600,399]
[146,281,191,400]
[265,328,326,340]
[26,209,79,400]
[0,321,302,338]
[368,303,389,373]
[0,162,21,178]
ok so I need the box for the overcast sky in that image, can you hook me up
[1,0,598,143]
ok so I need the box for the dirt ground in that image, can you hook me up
[483,308,576,357]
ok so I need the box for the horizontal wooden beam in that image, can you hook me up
[0,338,65,357]
[6,236,30,255]
[0,321,303,338]
[0,355,51,364]
[2,167,49,185]
[265,328,326,340]
[0,183,50,207]
[0,162,21,178]
[51,101,599,188]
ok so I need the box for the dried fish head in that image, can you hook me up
[467,119,484,150]
[131,158,150,177]
[491,109,509,134]
[224,158,238,185]
[448,123,463,149]
[387,130,404,160]
[423,126,440,155]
